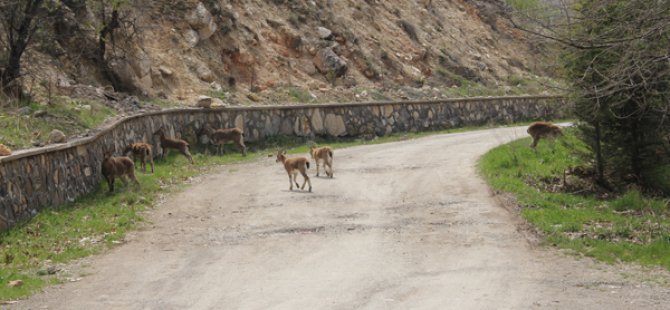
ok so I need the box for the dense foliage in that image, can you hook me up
[562,0,670,190]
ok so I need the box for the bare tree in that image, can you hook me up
[0,0,45,97]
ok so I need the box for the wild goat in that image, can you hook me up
[276,150,312,192]
[153,127,194,164]
[309,145,333,178]
[123,142,155,173]
[527,121,563,148]
[200,124,247,156]
[101,151,139,193]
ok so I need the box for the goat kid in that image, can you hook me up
[276,150,312,192]
[123,142,155,173]
[309,145,334,178]
[153,127,194,164]
[102,151,139,193]
[200,124,247,156]
[527,121,563,148]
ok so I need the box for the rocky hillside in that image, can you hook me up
[20,0,554,107]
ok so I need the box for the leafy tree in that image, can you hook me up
[511,0,670,190]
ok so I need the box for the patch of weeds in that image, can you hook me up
[283,86,315,103]
[0,98,116,149]
[480,128,670,270]
[611,190,668,215]
[206,90,228,101]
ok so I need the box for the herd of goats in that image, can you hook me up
[101,123,334,193]
[100,121,561,193]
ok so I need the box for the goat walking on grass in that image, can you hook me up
[276,150,312,192]
[102,151,139,193]
[200,124,247,156]
[527,121,563,149]
[153,127,194,164]
[123,143,154,173]
[310,145,333,178]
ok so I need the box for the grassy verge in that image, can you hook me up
[0,122,535,300]
[479,129,670,271]
[0,98,116,149]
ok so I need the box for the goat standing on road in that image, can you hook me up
[527,121,563,148]
[200,123,247,156]
[310,145,334,178]
[153,127,194,164]
[102,151,139,193]
[276,150,312,192]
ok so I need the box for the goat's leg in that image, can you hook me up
[326,161,333,178]
[128,170,140,186]
[287,172,294,191]
[107,176,115,193]
[141,157,147,173]
[162,148,169,160]
[315,160,321,177]
[149,156,155,173]
[181,147,194,164]
[293,171,300,188]
[530,136,539,148]
[120,175,129,186]
[236,138,247,156]
[300,168,312,192]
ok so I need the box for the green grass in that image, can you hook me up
[0,121,577,300]
[0,121,549,300]
[506,0,540,11]
[0,98,115,149]
[0,151,253,300]
[285,86,316,103]
[479,129,670,270]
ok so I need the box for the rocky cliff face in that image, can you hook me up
[21,0,550,105]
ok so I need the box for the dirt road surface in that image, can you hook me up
[16,126,670,309]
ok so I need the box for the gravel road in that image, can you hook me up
[16,126,670,309]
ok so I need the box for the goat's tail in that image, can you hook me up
[306,162,310,169]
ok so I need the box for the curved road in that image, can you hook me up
[18,126,670,309]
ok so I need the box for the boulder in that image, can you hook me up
[183,29,200,47]
[317,26,333,40]
[187,2,218,40]
[247,93,263,102]
[313,48,348,78]
[0,144,12,156]
[196,96,213,108]
[47,129,66,144]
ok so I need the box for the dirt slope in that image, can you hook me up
[15,127,670,309]
[21,0,552,106]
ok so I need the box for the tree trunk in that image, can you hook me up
[97,9,122,90]
[0,0,44,96]
[594,122,605,184]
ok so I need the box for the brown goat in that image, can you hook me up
[200,124,247,156]
[153,127,194,164]
[101,151,139,193]
[527,121,563,148]
[309,145,333,178]
[276,150,312,192]
[123,143,155,173]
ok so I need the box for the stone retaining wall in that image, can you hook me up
[0,96,567,230]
